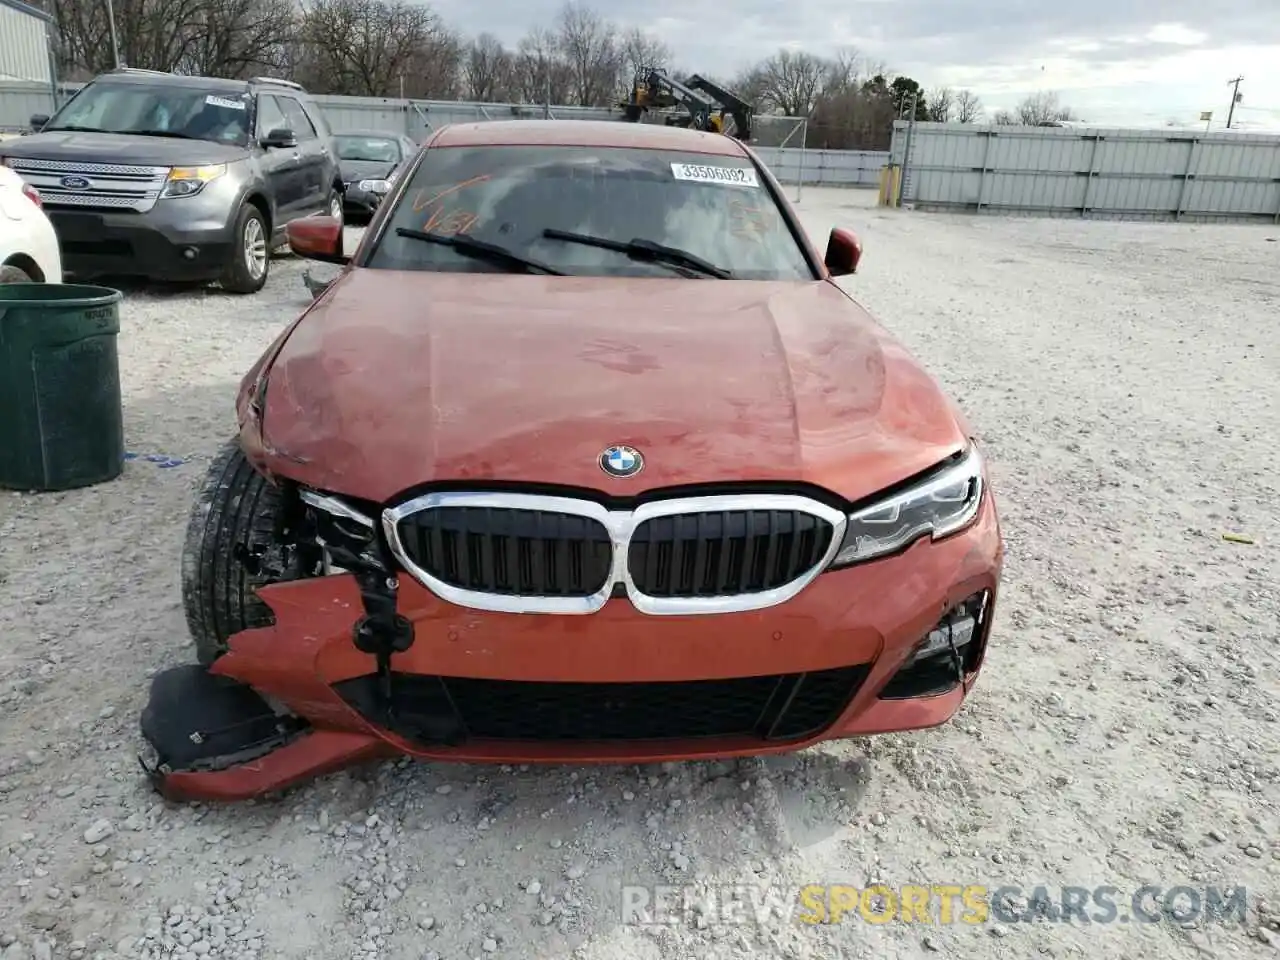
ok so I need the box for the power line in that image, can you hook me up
[1226,75,1243,128]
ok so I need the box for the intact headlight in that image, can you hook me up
[161,163,227,198]
[829,442,985,568]
[358,178,392,194]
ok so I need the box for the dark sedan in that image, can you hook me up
[335,130,419,218]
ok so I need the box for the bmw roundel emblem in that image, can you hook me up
[599,444,644,478]
[59,175,91,191]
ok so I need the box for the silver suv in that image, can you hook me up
[0,69,343,294]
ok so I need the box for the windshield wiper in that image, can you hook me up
[541,228,731,279]
[395,227,566,276]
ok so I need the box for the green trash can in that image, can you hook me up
[0,283,125,492]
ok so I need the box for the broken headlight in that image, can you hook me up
[828,442,985,568]
[299,489,384,573]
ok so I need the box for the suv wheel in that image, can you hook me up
[221,204,270,294]
[327,189,343,223]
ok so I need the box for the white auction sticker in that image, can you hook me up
[205,95,246,110]
[670,162,759,187]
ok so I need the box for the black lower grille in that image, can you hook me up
[333,665,869,744]
[628,510,834,597]
[396,507,613,596]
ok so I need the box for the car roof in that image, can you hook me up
[429,119,748,156]
[93,71,251,94]
[90,71,305,95]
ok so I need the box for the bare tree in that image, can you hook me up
[553,1,620,106]
[954,88,983,123]
[992,108,1017,125]
[751,49,828,117]
[926,86,953,122]
[294,0,451,97]
[513,27,573,104]
[821,47,864,96]
[617,26,670,86]
[1015,90,1077,125]
[463,32,515,102]
[52,0,208,76]
[175,0,296,77]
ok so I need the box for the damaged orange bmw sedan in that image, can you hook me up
[140,120,1003,801]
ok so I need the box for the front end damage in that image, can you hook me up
[140,451,1002,802]
[141,479,417,801]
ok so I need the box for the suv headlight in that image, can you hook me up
[828,442,985,568]
[161,164,227,198]
[358,178,391,194]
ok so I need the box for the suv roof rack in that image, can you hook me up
[250,76,304,91]
[110,67,173,76]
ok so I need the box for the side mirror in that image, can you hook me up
[261,127,297,149]
[286,215,348,264]
[824,227,862,276]
[29,114,49,132]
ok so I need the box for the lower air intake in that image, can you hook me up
[333,665,870,744]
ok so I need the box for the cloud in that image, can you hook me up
[428,0,1280,126]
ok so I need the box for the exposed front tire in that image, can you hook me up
[181,439,285,664]
[220,204,270,295]
[327,188,344,225]
[0,264,35,283]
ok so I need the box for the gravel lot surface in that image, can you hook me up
[1,189,1277,960]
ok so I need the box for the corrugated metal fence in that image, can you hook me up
[891,120,1280,222]
[0,0,54,85]
[0,85,886,187]
[0,80,55,129]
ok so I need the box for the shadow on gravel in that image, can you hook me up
[71,251,306,302]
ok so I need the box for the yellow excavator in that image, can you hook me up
[619,70,754,141]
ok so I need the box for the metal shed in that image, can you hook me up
[0,0,57,131]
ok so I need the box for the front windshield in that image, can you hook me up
[44,83,250,145]
[336,136,401,162]
[367,144,815,281]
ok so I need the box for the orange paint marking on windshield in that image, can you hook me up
[410,175,489,235]
[423,208,479,236]
[411,175,491,214]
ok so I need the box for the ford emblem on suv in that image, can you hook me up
[59,175,91,191]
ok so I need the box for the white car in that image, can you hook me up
[0,164,62,283]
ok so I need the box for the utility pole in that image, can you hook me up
[104,0,121,69]
[1226,76,1243,129]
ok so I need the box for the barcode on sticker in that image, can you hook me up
[670,162,759,187]
[205,95,246,110]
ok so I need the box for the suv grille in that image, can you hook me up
[6,158,170,213]
[333,665,870,744]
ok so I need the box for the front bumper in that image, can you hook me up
[45,204,233,282]
[341,183,382,216]
[145,495,1002,801]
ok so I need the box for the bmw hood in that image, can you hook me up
[254,269,969,505]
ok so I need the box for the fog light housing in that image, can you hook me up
[879,591,991,700]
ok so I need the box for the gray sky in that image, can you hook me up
[430,0,1280,129]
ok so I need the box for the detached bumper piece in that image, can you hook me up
[333,665,870,746]
[139,665,308,796]
[879,591,992,700]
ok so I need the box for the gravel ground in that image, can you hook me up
[1,189,1277,960]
